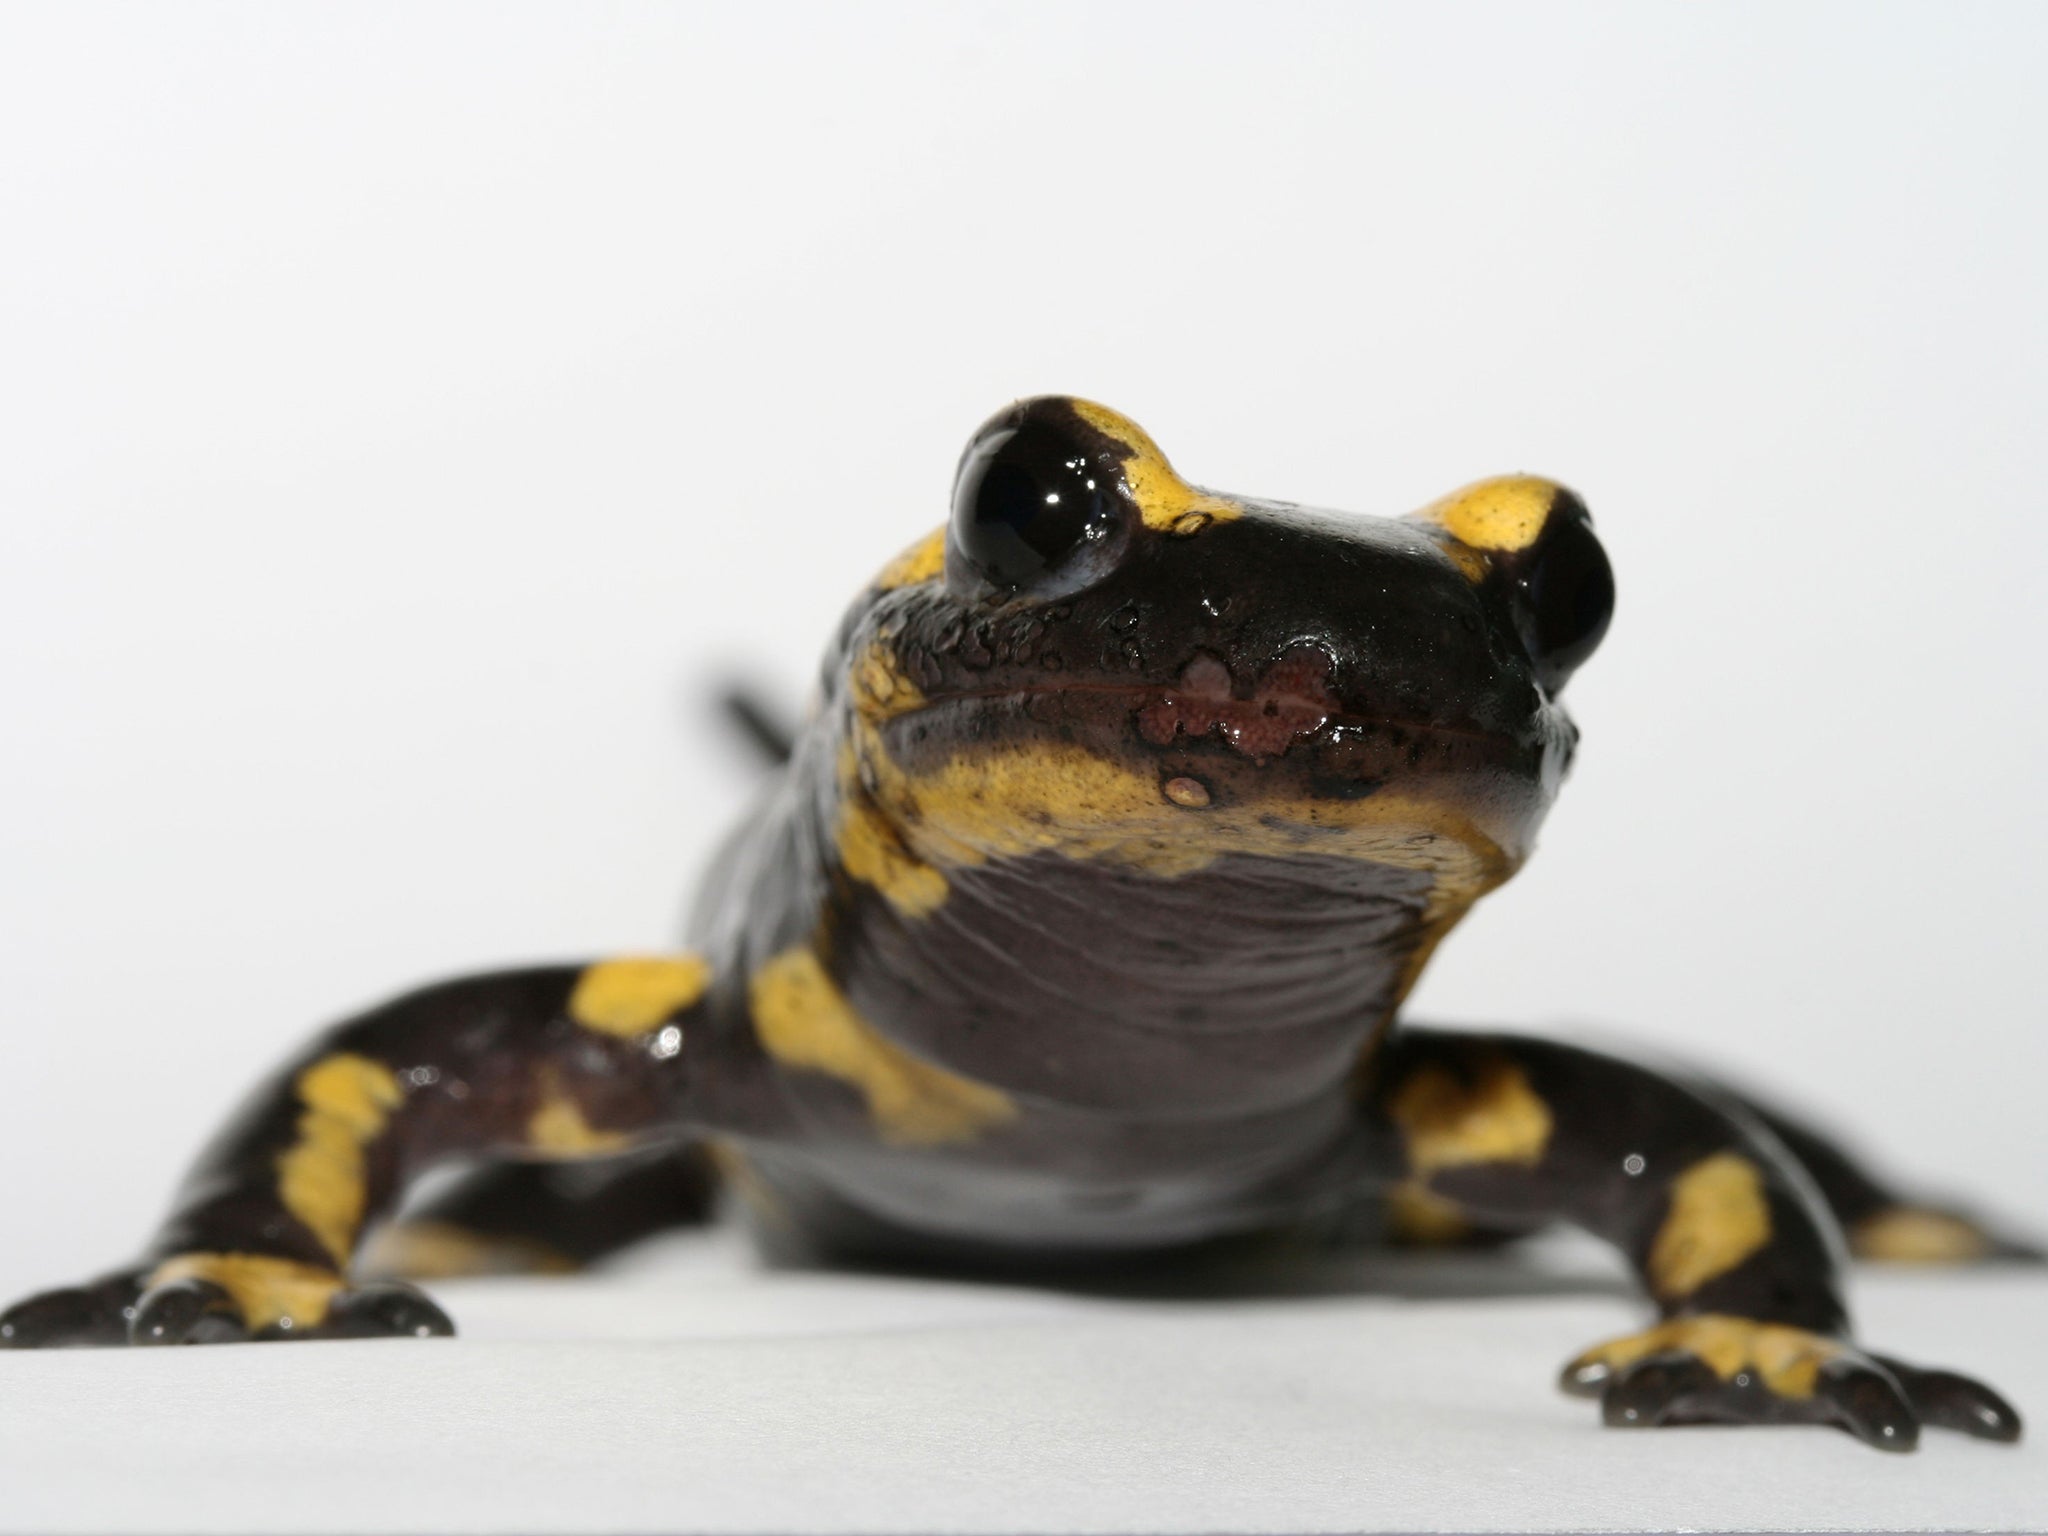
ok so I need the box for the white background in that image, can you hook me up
[1,1,2044,1303]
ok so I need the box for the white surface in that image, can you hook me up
[2,1229,2043,1535]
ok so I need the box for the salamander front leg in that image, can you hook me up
[0,956,717,1347]
[1364,1030,2022,1450]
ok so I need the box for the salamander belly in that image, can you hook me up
[724,1089,1366,1259]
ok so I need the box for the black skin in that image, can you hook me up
[2,397,2026,1453]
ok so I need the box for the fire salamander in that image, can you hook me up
[2,397,2029,1451]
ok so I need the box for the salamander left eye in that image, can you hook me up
[949,402,1128,593]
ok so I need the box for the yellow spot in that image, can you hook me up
[1648,1151,1773,1300]
[357,1220,577,1280]
[848,638,927,724]
[527,1088,632,1157]
[1410,474,1561,554]
[568,955,709,1038]
[1390,1057,1554,1175]
[1849,1206,1993,1264]
[1068,398,1243,534]
[276,1053,404,1267]
[748,946,1016,1146]
[836,780,951,916]
[874,527,946,589]
[1568,1315,1841,1399]
[145,1252,345,1332]
[1384,1182,1472,1245]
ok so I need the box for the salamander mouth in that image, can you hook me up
[859,644,1558,881]
[896,646,1521,766]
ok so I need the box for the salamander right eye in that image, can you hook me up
[1510,490,1613,694]
[949,401,1130,594]
[1408,474,1615,694]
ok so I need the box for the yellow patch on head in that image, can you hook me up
[1849,1206,1993,1265]
[1568,1315,1841,1400]
[568,955,709,1039]
[874,527,947,590]
[276,1053,405,1267]
[527,1087,632,1157]
[748,946,1016,1146]
[1389,1058,1554,1175]
[1648,1151,1773,1300]
[1411,475,1561,555]
[145,1252,345,1333]
[1067,399,1243,535]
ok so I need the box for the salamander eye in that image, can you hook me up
[949,406,1127,593]
[1409,475,1616,694]
[1512,490,1614,693]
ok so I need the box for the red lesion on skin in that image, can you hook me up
[1136,647,1338,759]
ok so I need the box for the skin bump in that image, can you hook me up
[568,955,710,1038]
[1648,1151,1773,1300]
[747,946,1016,1146]
[1390,1058,1554,1175]
[1568,1315,1841,1400]
[276,1053,405,1267]
[145,1252,345,1332]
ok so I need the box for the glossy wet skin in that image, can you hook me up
[839,398,1606,894]
[769,398,1613,1134]
[0,396,2025,1455]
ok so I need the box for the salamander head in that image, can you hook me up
[831,396,1613,919]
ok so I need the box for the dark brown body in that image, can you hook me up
[0,399,2026,1453]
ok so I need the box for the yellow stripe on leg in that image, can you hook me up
[276,1053,405,1268]
[1648,1152,1772,1300]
